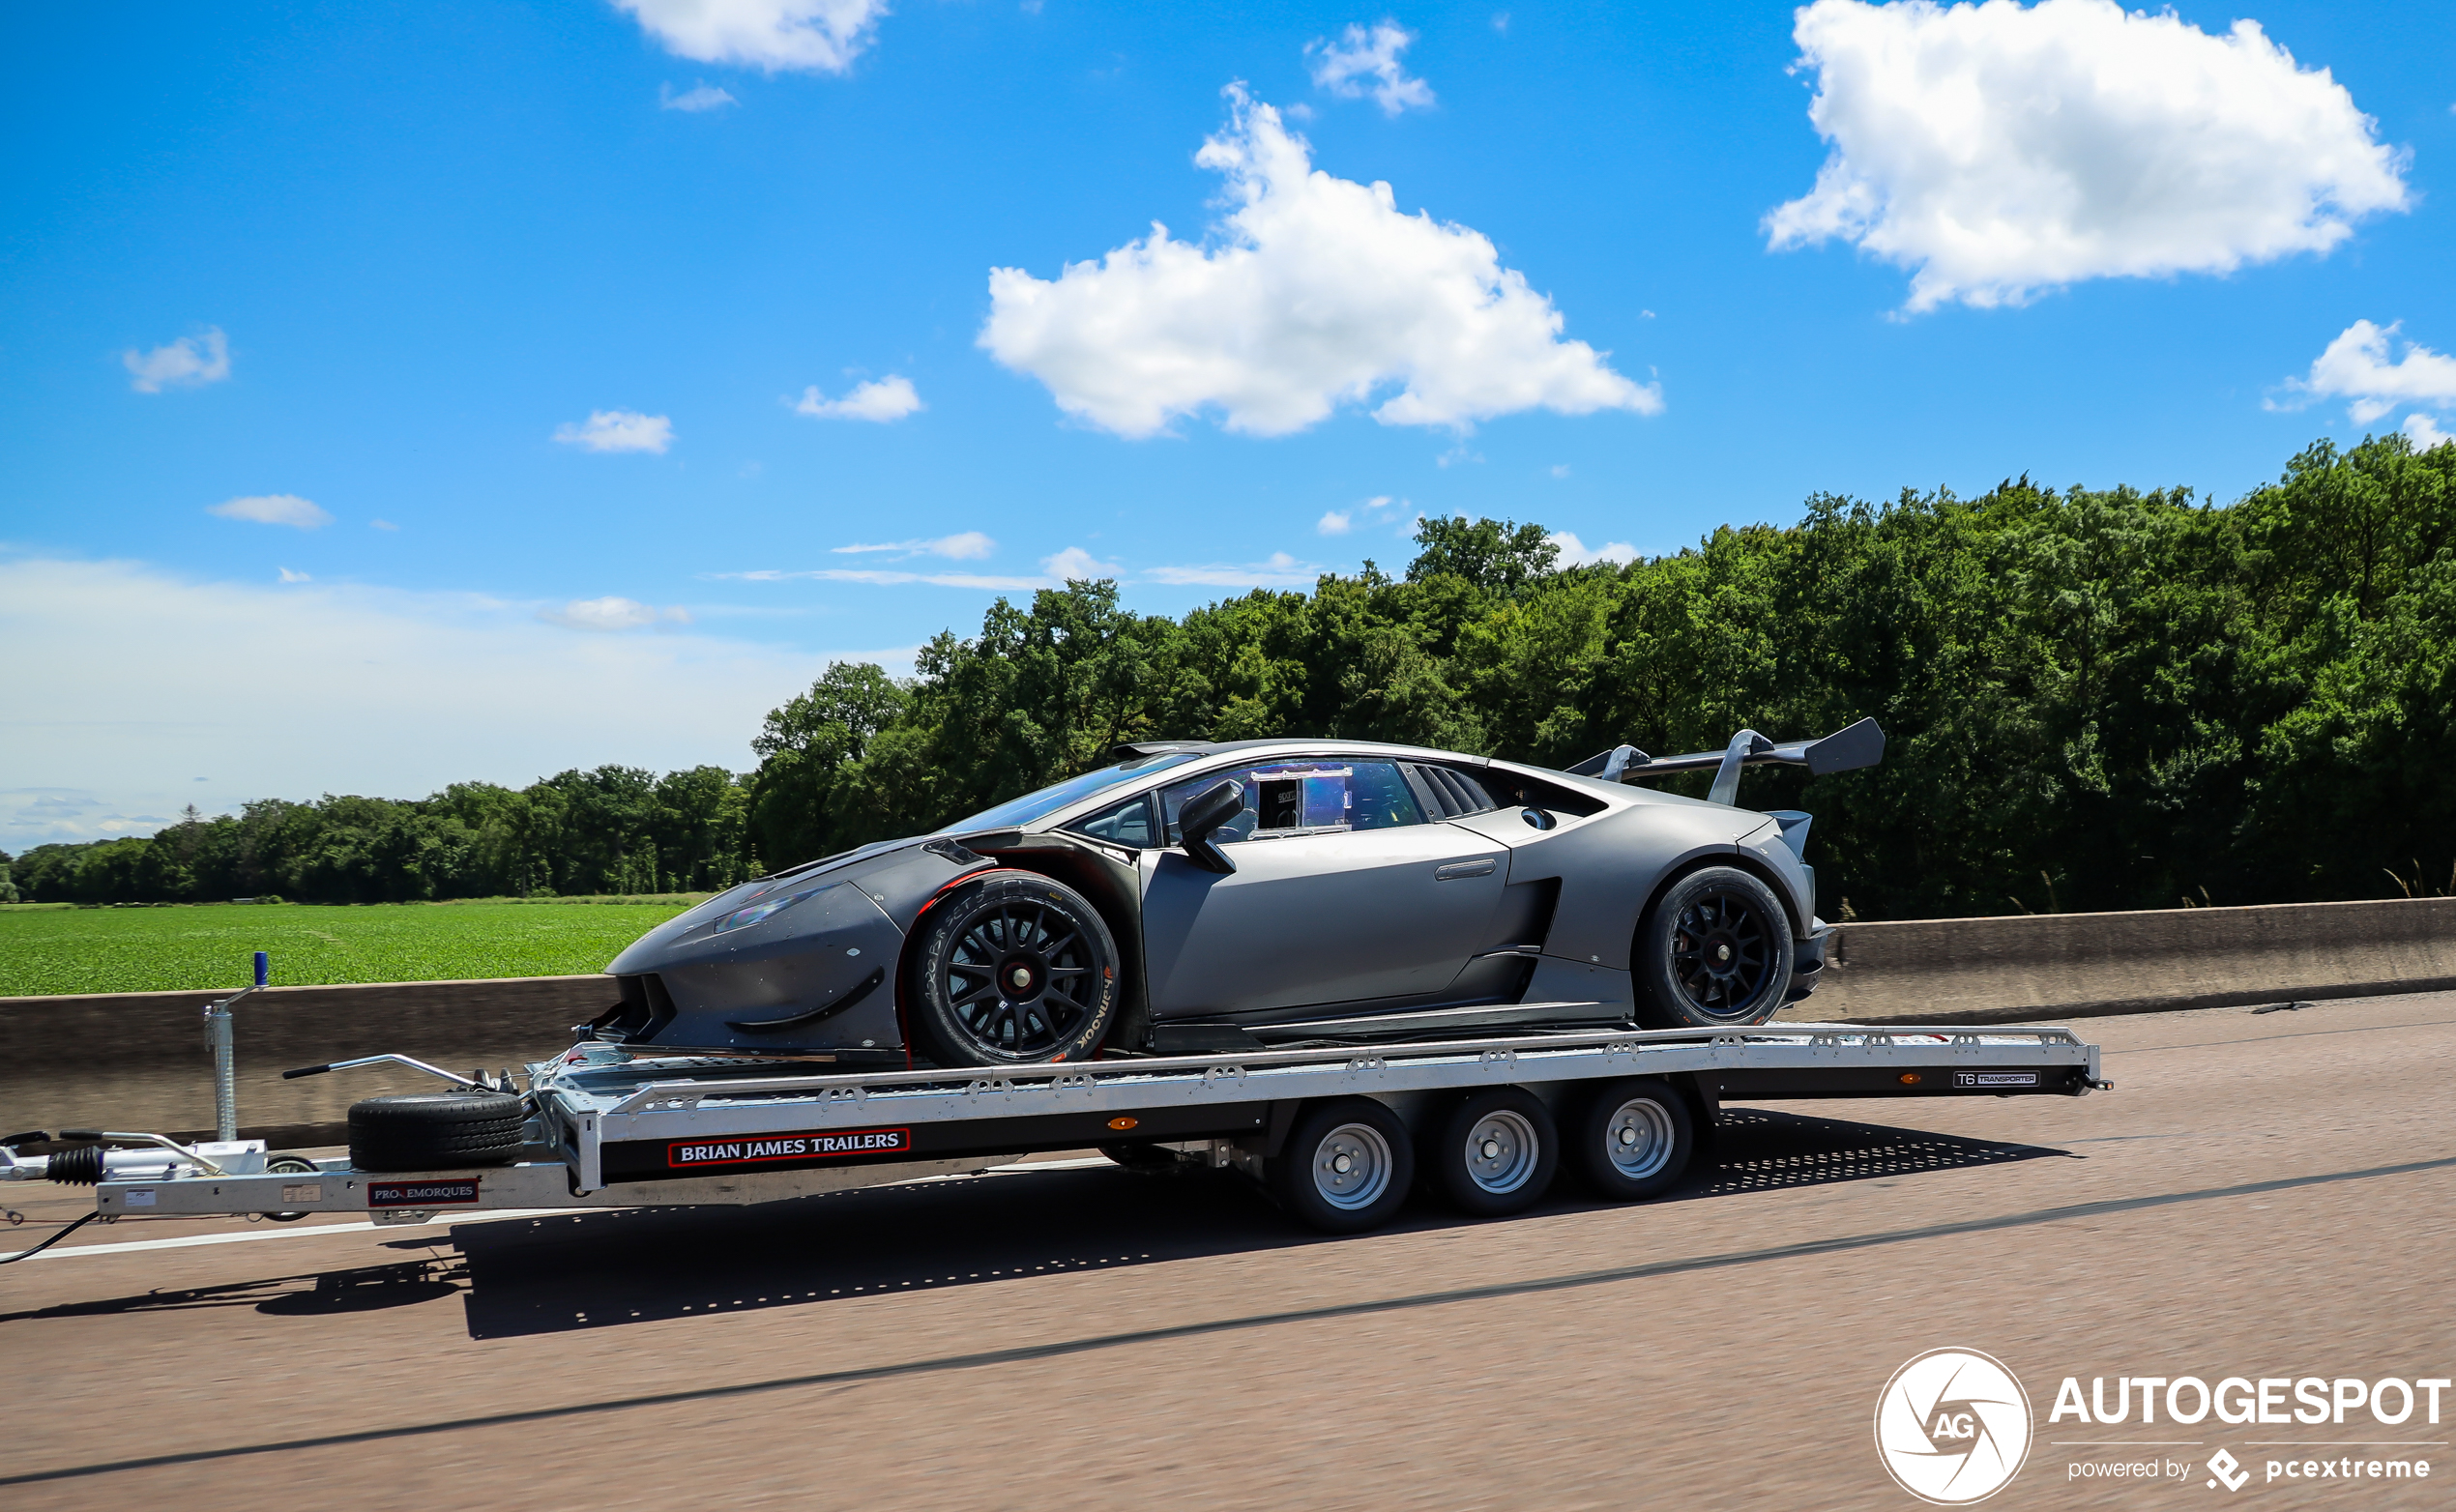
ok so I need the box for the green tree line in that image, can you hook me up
[9,767,752,907]
[14,433,2451,919]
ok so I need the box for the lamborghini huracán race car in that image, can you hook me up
[592,721,1884,1067]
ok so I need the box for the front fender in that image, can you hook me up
[603,839,992,1053]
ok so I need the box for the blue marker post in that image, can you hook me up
[205,952,273,1142]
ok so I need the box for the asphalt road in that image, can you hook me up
[4,992,2451,1510]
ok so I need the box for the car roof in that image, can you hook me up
[1021,739,1639,832]
[1111,737,1492,765]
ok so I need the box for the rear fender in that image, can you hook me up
[1523,820,1738,972]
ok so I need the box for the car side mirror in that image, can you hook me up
[1177,779,1243,875]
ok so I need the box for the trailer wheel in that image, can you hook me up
[1097,1141,1178,1171]
[261,1153,319,1222]
[348,1090,527,1173]
[1634,866,1789,1028]
[1573,1080,1693,1201]
[909,873,1121,1066]
[1268,1098,1413,1234]
[1425,1088,1558,1217]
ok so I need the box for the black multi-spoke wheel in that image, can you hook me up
[1634,866,1792,1029]
[909,873,1120,1065]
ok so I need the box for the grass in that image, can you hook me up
[0,898,709,997]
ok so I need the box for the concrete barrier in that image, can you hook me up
[1779,895,2456,1025]
[0,974,618,1150]
[3,897,2450,1147]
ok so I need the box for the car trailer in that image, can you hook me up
[4,1012,2106,1240]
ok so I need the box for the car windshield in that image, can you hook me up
[935,751,1201,834]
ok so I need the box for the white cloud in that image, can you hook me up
[2274,320,2456,425]
[2407,413,2454,451]
[716,567,1050,591]
[979,87,1660,438]
[554,410,674,453]
[714,543,1118,592]
[613,0,886,73]
[123,328,230,393]
[1042,546,1120,582]
[1145,552,1323,589]
[1,789,175,850]
[370,519,400,532]
[278,567,311,583]
[541,596,694,631]
[1320,494,1411,536]
[833,532,995,560]
[0,555,909,848]
[1547,531,1638,567]
[1306,20,1436,116]
[209,494,333,530]
[1549,463,1571,479]
[660,81,739,110]
[1766,0,2412,312]
[792,375,923,422]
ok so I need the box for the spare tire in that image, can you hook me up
[348,1090,527,1173]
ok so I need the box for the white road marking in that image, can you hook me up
[0,1208,572,1263]
[0,1157,1121,1264]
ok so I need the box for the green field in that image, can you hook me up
[0,898,704,997]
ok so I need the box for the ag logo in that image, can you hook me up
[1875,1348,2033,1504]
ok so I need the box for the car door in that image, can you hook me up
[1136,757,1507,1019]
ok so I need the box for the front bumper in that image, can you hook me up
[1785,922,1832,1002]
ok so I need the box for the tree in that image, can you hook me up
[1406,515,1561,596]
[746,661,914,870]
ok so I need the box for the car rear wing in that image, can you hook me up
[1564,717,1885,805]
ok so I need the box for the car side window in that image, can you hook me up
[1159,760,1425,844]
[1069,793,1156,849]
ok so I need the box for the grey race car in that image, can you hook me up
[592,720,1884,1067]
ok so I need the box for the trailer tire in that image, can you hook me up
[1097,1141,1178,1171]
[348,1091,526,1173]
[1268,1098,1413,1234]
[1573,1079,1693,1201]
[1425,1087,1558,1217]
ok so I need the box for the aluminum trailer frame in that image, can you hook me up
[32,1015,2104,1226]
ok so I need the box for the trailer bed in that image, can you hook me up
[58,1019,2102,1226]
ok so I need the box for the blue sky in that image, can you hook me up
[7,0,2455,848]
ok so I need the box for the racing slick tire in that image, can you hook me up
[347,1090,527,1173]
[1634,865,1791,1029]
[1572,1079,1693,1202]
[909,872,1121,1066]
[1269,1097,1414,1234]
[1424,1087,1558,1218]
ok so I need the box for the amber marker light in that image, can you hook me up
[1899,1073,1922,1085]
[1107,1117,1139,1131]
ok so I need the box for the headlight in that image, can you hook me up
[713,883,833,935]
